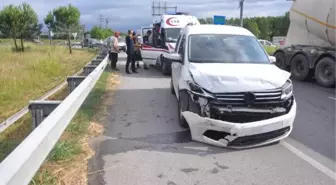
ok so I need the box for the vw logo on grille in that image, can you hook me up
[244,92,256,104]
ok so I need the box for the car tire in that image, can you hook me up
[161,56,170,76]
[290,54,311,81]
[315,57,335,88]
[177,91,189,129]
[170,78,175,95]
[274,52,287,71]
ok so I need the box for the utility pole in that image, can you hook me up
[105,17,109,29]
[99,14,104,28]
[239,0,244,27]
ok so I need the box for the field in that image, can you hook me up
[0,43,96,122]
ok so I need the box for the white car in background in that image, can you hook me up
[103,36,127,52]
[167,24,297,149]
[259,39,276,47]
[117,37,127,52]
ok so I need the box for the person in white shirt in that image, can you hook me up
[108,31,120,70]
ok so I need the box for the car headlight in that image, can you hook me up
[281,79,293,100]
[187,81,214,99]
[187,81,204,94]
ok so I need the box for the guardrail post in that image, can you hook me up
[83,65,97,76]
[28,100,62,129]
[91,59,102,66]
[96,55,105,60]
[67,76,86,93]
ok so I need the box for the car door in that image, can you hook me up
[139,27,156,63]
[171,34,182,87]
[172,34,186,96]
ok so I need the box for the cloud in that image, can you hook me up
[0,0,292,32]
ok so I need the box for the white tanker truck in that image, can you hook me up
[273,0,335,87]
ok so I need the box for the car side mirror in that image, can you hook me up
[168,53,182,63]
[269,56,276,63]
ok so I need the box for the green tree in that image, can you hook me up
[104,28,113,38]
[90,26,113,39]
[0,5,21,50]
[17,2,41,52]
[198,12,290,41]
[52,4,80,54]
[44,11,55,44]
[90,26,105,39]
[244,19,260,37]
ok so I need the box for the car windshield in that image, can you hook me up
[164,28,180,42]
[188,34,270,64]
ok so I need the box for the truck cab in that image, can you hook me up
[139,13,200,75]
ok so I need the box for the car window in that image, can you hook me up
[188,34,270,64]
[178,35,186,55]
[265,41,272,46]
[175,34,182,53]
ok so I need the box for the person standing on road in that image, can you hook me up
[133,32,141,69]
[125,29,137,74]
[141,30,152,70]
[108,31,120,71]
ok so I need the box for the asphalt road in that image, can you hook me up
[89,56,335,185]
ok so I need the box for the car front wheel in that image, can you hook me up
[177,91,189,128]
[170,78,175,95]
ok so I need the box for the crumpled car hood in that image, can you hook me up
[188,63,290,93]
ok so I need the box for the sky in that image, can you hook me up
[1,0,292,32]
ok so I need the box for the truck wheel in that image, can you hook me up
[178,91,189,128]
[274,52,287,70]
[290,54,311,81]
[315,57,335,88]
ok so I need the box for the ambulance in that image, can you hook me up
[139,12,200,75]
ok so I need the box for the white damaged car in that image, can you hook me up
[168,24,297,149]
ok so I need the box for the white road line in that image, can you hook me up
[281,141,336,181]
[328,97,336,100]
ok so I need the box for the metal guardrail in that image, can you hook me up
[0,53,108,185]
[0,56,98,133]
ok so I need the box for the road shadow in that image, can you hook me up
[87,85,280,185]
[113,60,169,79]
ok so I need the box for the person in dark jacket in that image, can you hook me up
[132,32,141,69]
[125,29,137,74]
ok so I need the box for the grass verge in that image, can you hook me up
[0,43,96,121]
[29,70,119,185]
[264,45,278,55]
[0,87,69,161]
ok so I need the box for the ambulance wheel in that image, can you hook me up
[161,56,170,76]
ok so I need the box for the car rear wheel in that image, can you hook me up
[315,57,335,88]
